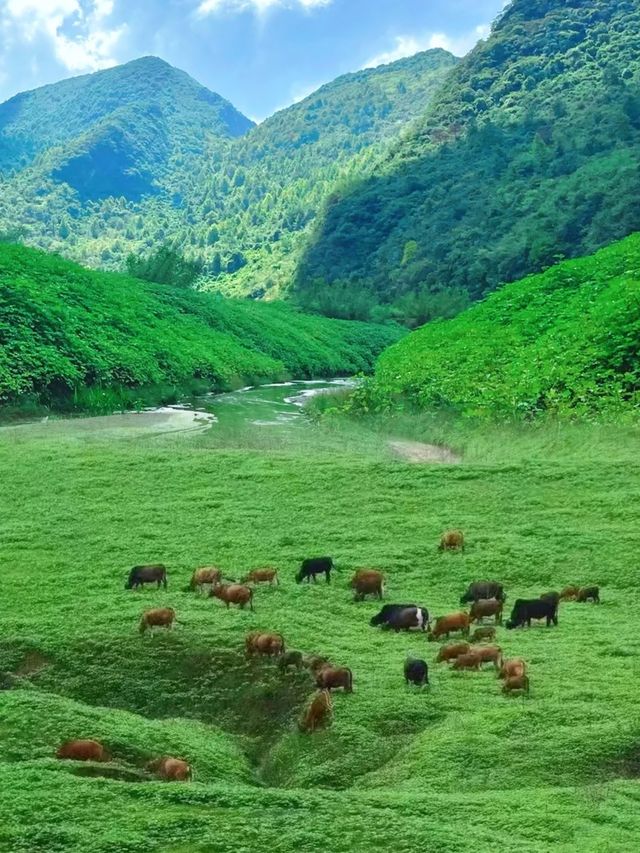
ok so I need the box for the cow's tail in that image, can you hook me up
[163,571,168,590]
[524,675,530,695]
[347,668,353,693]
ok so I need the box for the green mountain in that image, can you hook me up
[297,0,640,319]
[0,244,402,409]
[365,234,640,418]
[0,50,456,295]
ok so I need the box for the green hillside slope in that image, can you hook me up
[0,244,403,409]
[367,234,640,418]
[298,0,640,316]
[0,51,456,295]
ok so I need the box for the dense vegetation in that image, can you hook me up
[0,51,455,304]
[298,0,640,317]
[0,244,402,409]
[1,409,640,851]
[356,235,640,419]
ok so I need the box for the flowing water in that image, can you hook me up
[0,379,355,439]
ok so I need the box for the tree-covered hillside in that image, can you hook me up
[364,234,640,418]
[297,0,640,317]
[0,244,403,409]
[0,51,456,297]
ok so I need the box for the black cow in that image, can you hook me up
[506,598,558,629]
[370,604,418,627]
[404,658,429,687]
[295,557,333,584]
[460,581,506,605]
[577,586,600,603]
[540,591,560,608]
[384,606,429,633]
[125,565,167,590]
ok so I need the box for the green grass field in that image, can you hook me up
[1,415,640,852]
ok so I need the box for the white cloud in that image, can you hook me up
[3,0,126,73]
[196,0,332,17]
[363,24,491,69]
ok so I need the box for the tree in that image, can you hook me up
[126,245,203,289]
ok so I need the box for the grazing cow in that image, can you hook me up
[304,655,331,673]
[540,591,560,608]
[350,569,384,601]
[299,690,332,733]
[473,645,502,670]
[439,530,465,552]
[436,642,470,663]
[499,658,526,680]
[404,658,429,687]
[559,585,580,601]
[296,557,333,584]
[245,631,285,658]
[577,586,600,604]
[315,666,353,693]
[125,564,167,590]
[460,581,506,605]
[427,612,471,641]
[278,651,304,672]
[506,598,557,629]
[147,756,192,782]
[56,739,108,762]
[189,567,221,594]
[452,652,481,671]
[139,607,176,635]
[210,583,254,611]
[469,598,503,625]
[370,604,419,627]
[385,606,429,633]
[242,568,279,585]
[502,675,530,696]
[470,627,496,643]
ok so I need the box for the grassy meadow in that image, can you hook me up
[1,414,640,852]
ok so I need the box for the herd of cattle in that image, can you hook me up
[55,531,601,780]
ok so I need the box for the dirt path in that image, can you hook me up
[388,439,461,464]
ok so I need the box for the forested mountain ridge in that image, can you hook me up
[0,50,456,296]
[297,0,640,319]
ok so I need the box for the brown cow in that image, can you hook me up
[473,645,502,670]
[439,530,465,552]
[427,612,471,641]
[350,569,384,601]
[436,642,470,663]
[469,598,503,625]
[210,583,254,611]
[499,658,527,680]
[139,607,176,635]
[245,631,285,657]
[190,567,222,594]
[147,756,192,781]
[315,666,353,693]
[559,586,580,601]
[452,652,481,671]
[56,739,109,762]
[470,626,496,643]
[503,675,530,695]
[241,568,279,585]
[299,690,332,733]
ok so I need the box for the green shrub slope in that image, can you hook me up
[368,234,640,418]
[0,244,403,407]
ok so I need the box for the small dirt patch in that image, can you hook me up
[388,440,461,464]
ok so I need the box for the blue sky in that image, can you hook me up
[0,0,506,121]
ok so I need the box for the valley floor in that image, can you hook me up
[1,414,640,852]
